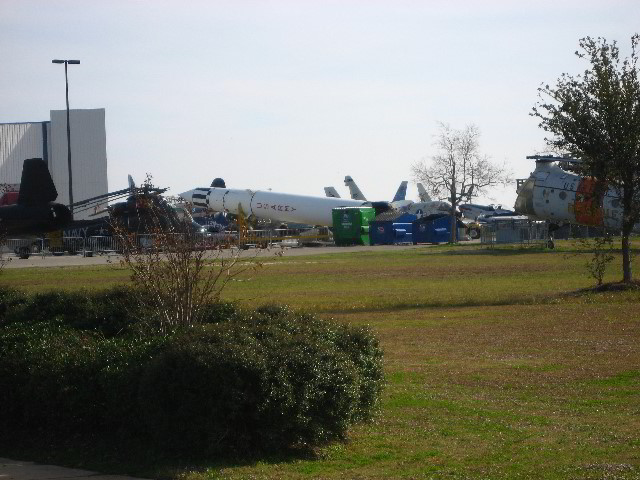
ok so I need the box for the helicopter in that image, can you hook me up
[514,155,640,247]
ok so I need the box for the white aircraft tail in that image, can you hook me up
[324,186,341,198]
[344,175,367,201]
[417,183,431,202]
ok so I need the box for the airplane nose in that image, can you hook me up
[179,189,195,202]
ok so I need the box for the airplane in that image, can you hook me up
[62,176,208,243]
[344,176,410,207]
[0,158,72,240]
[514,155,640,247]
[180,184,392,227]
[402,183,453,218]
[405,198,453,218]
[392,181,408,203]
[324,187,341,198]
[341,176,452,218]
[344,175,367,201]
[475,212,529,223]
[417,183,430,202]
[458,203,514,221]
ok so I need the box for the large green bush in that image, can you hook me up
[138,306,384,454]
[0,285,27,324]
[0,290,383,456]
[0,319,165,434]
[0,286,153,335]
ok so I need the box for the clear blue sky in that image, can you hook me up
[1,0,638,207]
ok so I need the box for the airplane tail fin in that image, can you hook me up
[392,181,408,202]
[417,183,431,202]
[324,186,341,198]
[128,175,136,190]
[344,176,367,201]
[17,158,58,206]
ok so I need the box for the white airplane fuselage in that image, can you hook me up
[514,160,633,230]
[180,187,367,226]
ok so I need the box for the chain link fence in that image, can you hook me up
[480,219,549,247]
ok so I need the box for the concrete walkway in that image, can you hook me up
[0,458,150,480]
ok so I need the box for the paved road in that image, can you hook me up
[2,244,429,269]
[0,458,149,480]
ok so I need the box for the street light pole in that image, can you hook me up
[52,59,80,217]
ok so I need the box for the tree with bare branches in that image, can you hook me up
[113,178,260,331]
[411,123,511,242]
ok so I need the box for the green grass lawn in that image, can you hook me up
[1,241,639,479]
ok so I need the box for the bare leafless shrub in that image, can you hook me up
[113,179,260,331]
[567,233,617,286]
[581,235,616,286]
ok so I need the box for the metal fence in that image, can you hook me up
[480,219,549,247]
[4,227,334,258]
[5,235,123,258]
[236,227,333,248]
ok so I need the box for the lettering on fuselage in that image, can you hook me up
[254,202,297,213]
[64,227,89,237]
[64,225,110,237]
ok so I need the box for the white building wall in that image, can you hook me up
[50,109,108,220]
[0,122,47,184]
[0,109,108,220]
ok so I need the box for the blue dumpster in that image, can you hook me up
[412,214,464,244]
[369,212,417,245]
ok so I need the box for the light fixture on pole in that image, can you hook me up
[52,59,80,217]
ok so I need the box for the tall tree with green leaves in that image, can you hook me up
[533,35,640,283]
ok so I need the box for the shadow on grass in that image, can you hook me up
[566,280,640,296]
[419,246,551,256]
[324,295,550,315]
[0,433,326,480]
[417,245,640,257]
[324,283,640,315]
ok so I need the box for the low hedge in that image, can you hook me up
[0,289,383,456]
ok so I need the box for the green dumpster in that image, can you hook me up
[332,207,376,246]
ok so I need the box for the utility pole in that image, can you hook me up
[52,59,80,217]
